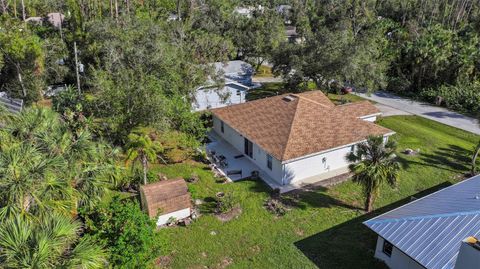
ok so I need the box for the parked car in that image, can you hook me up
[341,86,353,94]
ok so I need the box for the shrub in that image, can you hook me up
[420,82,480,115]
[264,198,288,216]
[82,196,166,268]
[387,77,411,93]
[215,192,237,213]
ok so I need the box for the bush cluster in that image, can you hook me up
[420,82,480,115]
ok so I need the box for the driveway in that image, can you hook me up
[357,91,480,135]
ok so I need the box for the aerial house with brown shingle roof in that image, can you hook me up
[140,179,191,226]
[208,90,394,191]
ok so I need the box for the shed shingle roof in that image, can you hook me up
[364,175,480,269]
[140,179,191,218]
[211,91,393,161]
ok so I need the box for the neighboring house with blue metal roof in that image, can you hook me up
[364,175,480,269]
[192,61,260,111]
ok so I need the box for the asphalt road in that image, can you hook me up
[357,91,480,135]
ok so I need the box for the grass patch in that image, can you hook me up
[327,93,367,105]
[154,115,478,268]
[246,82,287,101]
[254,65,274,77]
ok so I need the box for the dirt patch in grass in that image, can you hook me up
[250,245,261,254]
[216,257,233,269]
[155,255,172,268]
[215,206,242,222]
[294,227,304,236]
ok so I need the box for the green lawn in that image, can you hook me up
[246,82,365,105]
[154,116,478,269]
[253,65,274,77]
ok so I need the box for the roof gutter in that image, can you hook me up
[280,131,396,164]
[358,112,382,119]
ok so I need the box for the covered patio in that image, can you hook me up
[205,131,281,190]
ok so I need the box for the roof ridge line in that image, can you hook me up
[292,94,333,109]
[280,98,303,160]
[365,209,480,225]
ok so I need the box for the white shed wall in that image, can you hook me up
[374,236,425,269]
[212,116,284,184]
[193,84,247,111]
[156,208,191,226]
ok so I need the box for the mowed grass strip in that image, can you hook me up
[155,115,478,269]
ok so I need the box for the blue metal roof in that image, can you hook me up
[364,175,480,269]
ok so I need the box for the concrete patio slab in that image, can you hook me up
[206,132,281,189]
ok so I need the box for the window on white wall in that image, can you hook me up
[221,121,224,133]
[382,240,393,257]
[267,154,272,170]
[350,145,355,153]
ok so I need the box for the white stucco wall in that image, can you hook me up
[282,144,354,184]
[156,208,191,226]
[212,116,284,183]
[193,84,247,111]
[374,236,425,269]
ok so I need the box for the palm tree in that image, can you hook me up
[346,135,400,212]
[0,142,70,219]
[0,107,116,218]
[472,140,480,175]
[0,213,106,269]
[125,127,163,185]
[6,107,61,142]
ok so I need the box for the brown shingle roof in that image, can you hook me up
[335,100,381,118]
[140,179,191,218]
[211,91,393,161]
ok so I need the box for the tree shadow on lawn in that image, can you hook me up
[238,177,363,211]
[396,144,471,173]
[283,187,363,211]
[419,144,471,172]
[294,182,452,269]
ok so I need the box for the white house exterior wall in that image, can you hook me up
[282,144,354,184]
[193,84,247,111]
[212,116,284,183]
[374,236,425,269]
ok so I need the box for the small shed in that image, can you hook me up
[140,179,192,226]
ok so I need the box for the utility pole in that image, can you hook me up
[20,0,25,21]
[59,14,64,41]
[74,41,81,94]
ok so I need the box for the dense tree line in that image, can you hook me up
[270,0,480,115]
